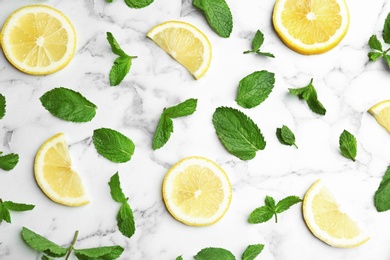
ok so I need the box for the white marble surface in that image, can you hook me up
[1,0,390,259]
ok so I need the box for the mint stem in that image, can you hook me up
[293,143,298,149]
[274,213,278,223]
[384,48,390,54]
[243,50,254,54]
[65,230,79,260]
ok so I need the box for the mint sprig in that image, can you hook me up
[124,0,153,8]
[236,70,275,109]
[375,166,390,212]
[0,199,34,224]
[368,12,390,67]
[193,0,233,38]
[107,32,137,86]
[0,152,19,171]
[276,125,298,148]
[243,30,274,58]
[194,247,235,260]
[152,98,197,150]
[40,87,97,123]
[0,93,5,120]
[242,244,264,260]
[339,130,357,162]
[249,195,302,223]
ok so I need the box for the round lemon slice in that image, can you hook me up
[272,0,350,54]
[147,20,212,79]
[162,156,232,226]
[1,5,76,75]
[34,133,89,206]
[368,100,390,133]
[303,180,369,248]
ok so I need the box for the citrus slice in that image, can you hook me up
[162,156,232,226]
[34,133,89,206]
[272,0,350,54]
[368,100,390,133]
[303,180,369,248]
[146,20,212,79]
[0,5,76,75]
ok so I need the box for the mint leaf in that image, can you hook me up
[276,125,297,148]
[152,99,197,150]
[1,206,11,223]
[93,128,135,163]
[0,93,5,120]
[212,107,266,160]
[176,256,184,260]
[194,247,235,260]
[248,206,274,224]
[74,246,124,260]
[117,203,135,238]
[236,70,275,109]
[368,51,383,61]
[242,244,264,260]
[108,172,127,203]
[369,35,383,51]
[41,255,52,260]
[163,98,197,118]
[264,195,275,208]
[193,0,233,38]
[21,227,68,257]
[124,0,153,8]
[288,79,326,115]
[3,201,35,212]
[40,87,97,123]
[243,30,274,57]
[275,196,302,213]
[383,12,390,44]
[106,32,137,86]
[0,153,19,171]
[339,130,357,161]
[384,54,390,68]
[375,166,390,212]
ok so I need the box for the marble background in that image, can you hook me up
[1,0,390,259]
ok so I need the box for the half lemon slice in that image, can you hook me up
[368,100,390,133]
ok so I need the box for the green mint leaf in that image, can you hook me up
[124,0,154,8]
[275,196,302,213]
[193,0,233,38]
[117,203,136,238]
[3,201,35,212]
[368,35,383,51]
[74,246,124,260]
[264,195,275,208]
[384,54,390,68]
[21,227,68,257]
[255,51,275,58]
[0,93,5,120]
[236,70,275,109]
[375,166,390,212]
[40,87,97,123]
[276,125,297,148]
[109,56,133,86]
[248,206,274,224]
[93,128,135,163]
[106,32,127,57]
[41,255,53,260]
[163,98,198,118]
[383,12,390,44]
[368,51,383,61]
[339,130,357,161]
[176,256,184,260]
[0,153,19,171]
[152,114,173,150]
[213,107,266,160]
[251,30,264,51]
[1,206,11,223]
[242,244,264,260]
[108,172,127,203]
[288,79,326,115]
[194,247,235,260]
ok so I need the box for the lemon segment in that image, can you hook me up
[303,180,369,248]
[368,100,390,133]
[162,156,232,226]
[147,21,212,79]
[34,133,89,206]
[0,5,76,75]
[272,0,349,54]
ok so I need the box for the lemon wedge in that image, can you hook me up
[147,20,212,79]
[0,5,76,75]
[34,133,89,206]
[368,100,390,133]
[272,0,349,54]
[162,156,232,226]
[303,180,369,248]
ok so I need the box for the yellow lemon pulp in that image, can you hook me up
[162,156,232,226]
[273,0,349,54]
[368,100,390,133]
[1,5,76,75]
[34,133,88,206]
[147,21,212,79]
[303,180,369,248]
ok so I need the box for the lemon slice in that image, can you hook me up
[162,156,232,226]
[368,100,390,133]
[272,0,350,54]
[147,20,212,79]
[34,133,89,206]
[0,5,76,75]
[303,180,369,248]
